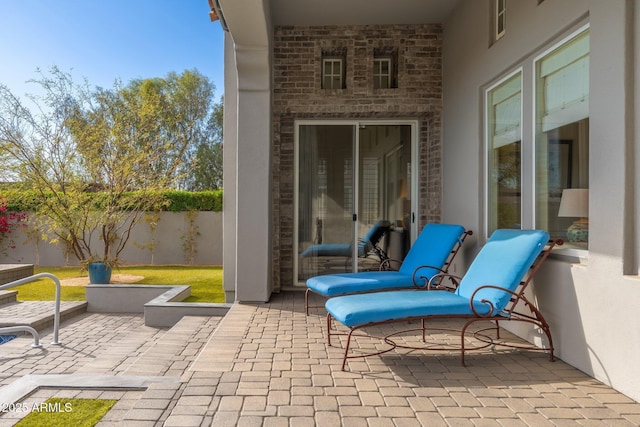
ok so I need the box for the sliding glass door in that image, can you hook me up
[295,121,414,285]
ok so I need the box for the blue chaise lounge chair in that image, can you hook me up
[306,223,472,314]
[325,229,563,370]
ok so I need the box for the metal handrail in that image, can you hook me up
[0,273,62,346]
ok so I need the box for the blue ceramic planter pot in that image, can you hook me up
[88,262,112,284]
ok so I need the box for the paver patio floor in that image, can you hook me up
[1,291,639,426]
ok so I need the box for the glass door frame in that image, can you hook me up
[293,119,419,286]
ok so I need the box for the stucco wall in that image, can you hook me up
[1,211,223,266]
[220,0,273,303]
[442,0,640,402]
[272,24,444,289]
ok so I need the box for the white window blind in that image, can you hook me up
[361,158,380,224]
[317,159,327,220]
[538,30,589,132]
[343,158,353,218]
[489,72,521,149]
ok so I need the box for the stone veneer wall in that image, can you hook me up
[272,24,443,290]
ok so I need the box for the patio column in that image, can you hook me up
[220,0,273,302]
[222,33,238,303]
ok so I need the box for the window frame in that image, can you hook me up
[484,68,524,235]
[533,27,590,250]
[495,0,506,41]
[322,58,344,90]
[373,57,393,89]
[484,23,590,257]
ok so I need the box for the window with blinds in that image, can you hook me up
[537,30,589,132]
[484,26,590,247]
[490,72,522,149]
[535,28,590,248]
[487,71,522,232]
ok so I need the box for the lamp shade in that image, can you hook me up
[558,188,589,218]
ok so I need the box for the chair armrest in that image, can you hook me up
[429,273,462,291]
[413,267,461,290]
[468,284,519,317]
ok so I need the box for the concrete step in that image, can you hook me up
[119,315,223,424]
[0,300,88,332]
[72,313,221,378]
[0,290,18,306]
[123,315,221,377]
[0,264,34,286]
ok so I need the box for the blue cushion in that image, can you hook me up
[306,223,466,297]
[326,290,492,328]
[307,271,415,297]
[398,223,466,276]
[455,229,549,313]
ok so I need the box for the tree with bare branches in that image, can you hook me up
[0,67,219,266]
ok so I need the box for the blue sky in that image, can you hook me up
[0,1,225,99]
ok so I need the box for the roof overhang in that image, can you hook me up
[270,0,461,26]
[214,0,461,34]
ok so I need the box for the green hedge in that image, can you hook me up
[0,189,223,212]
[161,190,223,212]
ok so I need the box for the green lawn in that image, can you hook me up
[11,266,224,303]
[15,398,116,427]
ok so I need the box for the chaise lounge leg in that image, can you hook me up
[326,313,354,371]
[542,323,555,362]
[529,304,556,362]
[305,289,310,315]
[326,313,333,346]
[460,320,472,367]
[342,329,355,371]
[460,332,467,367]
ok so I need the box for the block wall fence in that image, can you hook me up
[0,211,223,267]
